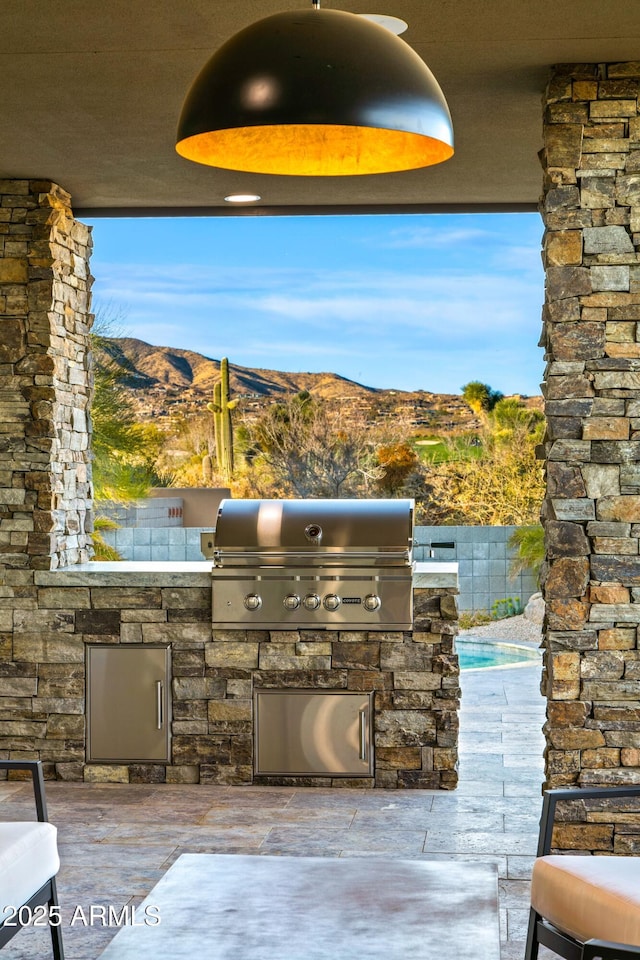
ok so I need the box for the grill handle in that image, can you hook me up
[214,549,411,565]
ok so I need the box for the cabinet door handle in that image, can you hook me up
[359,707,368,762]
[156,681,164,730]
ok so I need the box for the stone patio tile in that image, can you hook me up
[258,835,346,856]
[185,786,292,807]
[57,864,168,899]
[201,806,356,826]
[56,821,115,842]
[424,831,538,855]
[48,801,213,824]
[0,783,33,800]
[0,800,51,819]
[459,761,510,781]
[504,782,545,797]
[160,844,270,867]
[506,855,536,880]
[48,784,158,803]
[430,795,534,816]
[264,825,428,856]
[353,809,505,832]
[503,755,545,769]
[59,840,174,865]
[445,779,506,796]
[498,878,533,907]
[107,822,271,845]
[459,746,505,759]
[420,852,508,873]
[506,905,533,940]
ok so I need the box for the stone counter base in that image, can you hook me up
[2,572,459,789]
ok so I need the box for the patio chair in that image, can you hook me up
[526,786,640,960]
[0,760,63,959]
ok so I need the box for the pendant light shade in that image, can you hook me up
[176,7,454,176]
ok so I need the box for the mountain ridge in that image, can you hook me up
[96,336,542,430]
[100,337,378,399]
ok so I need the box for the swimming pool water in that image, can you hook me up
[457,640,539,670]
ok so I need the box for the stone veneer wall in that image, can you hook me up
[0,180,459,789]
[0,180,93,570]
[3,570,459,788]
[541,61,640,851]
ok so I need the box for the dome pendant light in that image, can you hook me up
[176,1,454,176]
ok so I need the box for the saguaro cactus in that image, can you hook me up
[207,357,238,483]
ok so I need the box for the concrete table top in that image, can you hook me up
[99,853,499,959]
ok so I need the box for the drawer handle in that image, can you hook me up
[359,707,368,762]
[156,681,164,730]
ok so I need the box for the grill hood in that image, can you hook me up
[208,498,415,630]
[212,498,414,568]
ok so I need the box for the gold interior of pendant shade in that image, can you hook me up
[176,124,454,176]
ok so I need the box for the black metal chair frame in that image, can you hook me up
[526,785,640,960]
[0,760,64,959]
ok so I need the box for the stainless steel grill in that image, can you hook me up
[206,498,415,630]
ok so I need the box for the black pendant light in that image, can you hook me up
[176,2,454,176]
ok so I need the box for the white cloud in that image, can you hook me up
[377,224,492,249]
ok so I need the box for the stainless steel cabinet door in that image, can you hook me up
[87,645,171,762]
[254,690,373,777]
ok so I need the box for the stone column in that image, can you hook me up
[541,64,640,805]
[0,180,93,570]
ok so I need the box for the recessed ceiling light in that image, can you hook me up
[224,193,262,203]
[359,14,408,35]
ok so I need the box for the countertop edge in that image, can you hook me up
[36,560,458,590]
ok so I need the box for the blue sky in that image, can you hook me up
[87,212,544,397]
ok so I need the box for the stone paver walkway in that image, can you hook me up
[0,658,547,960]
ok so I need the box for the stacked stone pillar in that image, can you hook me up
[0,180,93,570]
[541,64,640,818]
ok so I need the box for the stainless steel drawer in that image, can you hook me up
[254,690,373,777]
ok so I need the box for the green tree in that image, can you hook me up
[490,397,542,432]
[376,441,419,496]
[91,336,163,501]
[419,406,544,525]
[461,381,504,415]
[89,317,165,557]
[508,524,544,583]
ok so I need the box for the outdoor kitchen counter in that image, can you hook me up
[27,560,460,788]
[37,560,458,589]
[413,561,458,589]
[35,561,213,586]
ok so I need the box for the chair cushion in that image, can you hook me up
[531,855,640,947]
[0,822,59,924]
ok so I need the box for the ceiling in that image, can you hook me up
[2,0,639,216]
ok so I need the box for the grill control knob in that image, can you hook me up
[283,594,300,611]
[303,594,321,611]
[363,594,381,612]
[323,594,341,611]
[244,593,262,611]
